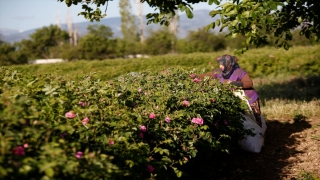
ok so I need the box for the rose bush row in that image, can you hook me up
[0,66,251,179]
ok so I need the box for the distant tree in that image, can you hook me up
[18,25,69,59]
[0,43,28,66]
[144,28,174,55]
[58,0,319,54]
[179,28,227,53]
[119,0,138,43]
[77,24,116,60]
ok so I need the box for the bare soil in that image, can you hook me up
[212,117,320,180]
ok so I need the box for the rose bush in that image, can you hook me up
[0,67,252,179]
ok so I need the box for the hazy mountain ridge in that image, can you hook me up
[1,9,219,43]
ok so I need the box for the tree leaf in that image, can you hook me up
[209,10,220,17]
[186,8,194,19]
[242,11,250,18]
[205,22,215,32]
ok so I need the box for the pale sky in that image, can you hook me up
[0,0,217,32]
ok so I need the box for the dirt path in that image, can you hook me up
[211,118,320,180]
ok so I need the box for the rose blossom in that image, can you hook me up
[191,117,204,125]
[183,100,189,107]
[193,78,200,82]
[78,101,85,107]
[210,99,215,103]
[147,165,155,173]
[82,117,89,125]
[165,116,171,123]
[65,111,76,119]
[140,125,147,132]
[13,146,25,156]
[190,74,195,78]
[108,139,114,145]
[149,112,156,119]
[75,151,83,159]
[138,88,142,93]
[23,143,28,148]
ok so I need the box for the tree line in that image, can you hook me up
[0,23,315,66]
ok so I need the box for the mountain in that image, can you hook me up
[1,9,219,43]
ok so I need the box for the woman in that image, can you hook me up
[198,54,262,127]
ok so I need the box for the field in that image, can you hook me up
[5,45,320,179]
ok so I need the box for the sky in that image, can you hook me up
[0,0,217,32]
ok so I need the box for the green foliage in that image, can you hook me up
[293,114,307,123]
[57,0,320,53]
[18,25,69,60]
[119,0,139,43]
[10,45,320,81]
[143,28,174,55]
[297,171,320,180]
[77,24,117,60]
[178,28,227,53]
[0,43,28,66]
[0,66,251,179]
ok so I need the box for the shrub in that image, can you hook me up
[0,67,251,179]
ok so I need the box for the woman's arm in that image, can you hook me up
[197,72,216,80]
[229,73,253,88]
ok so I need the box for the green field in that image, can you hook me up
[11,45,320,120]
[0,46,320,179]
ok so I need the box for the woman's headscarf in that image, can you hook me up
[216,54,240,79]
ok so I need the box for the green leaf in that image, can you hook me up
[216,19,221,26]
[225,9,237,16]
[45,168,54,177]
[231,19,239,27]
[241,11,250,18]
[246,36,252,44]
[209,10,220,17]
[284,42,290,50]
[205,22,215,32]
[186,8,194,19]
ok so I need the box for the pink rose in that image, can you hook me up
[13,146,25,156]
[193,78,200,82]
[191,117,204,125]
[210,99,215,103]
[184,157,188,162]
[78,101,86,107]
[147,165,155,173]
[108,139,114,145]
[183,100,189,107]
[65,111,76,119]
[82,117,89,125]
[75,151,83,159]
[163,70,167,74]
[138,88,142,93]
[23,143,28,148]
[165,116,171,123]
[149,112,156,119]
[140,125,147,132]
[190,74,195,78]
